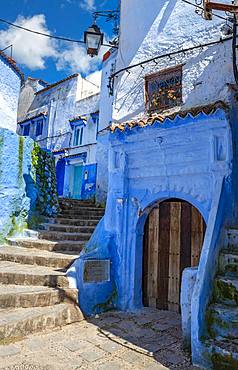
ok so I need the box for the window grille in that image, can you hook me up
[145,65,182,113]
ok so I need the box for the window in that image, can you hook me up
[73,126,83,146]
[145,65,182,113]
[36,119,43,137]
[22,124,30,136]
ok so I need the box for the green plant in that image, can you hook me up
[18,136,24,185]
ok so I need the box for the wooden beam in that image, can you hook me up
[206,1,238,13]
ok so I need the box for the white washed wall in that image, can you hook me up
[0,57,21,132]
[99,51,117,131]
[112,0,233,123]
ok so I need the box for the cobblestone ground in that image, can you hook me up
[0,308,201,370]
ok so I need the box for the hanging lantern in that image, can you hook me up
[84,24,104,57]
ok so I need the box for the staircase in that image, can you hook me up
[0,198,104,343]
[206,228,238,369]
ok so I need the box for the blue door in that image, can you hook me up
[56,158,65,196]
[73,165,83,199]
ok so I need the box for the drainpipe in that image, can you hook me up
[232,14,238,84]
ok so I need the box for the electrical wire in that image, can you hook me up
[0,17,117,49]
[110,35,234,82]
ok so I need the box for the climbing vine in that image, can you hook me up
[18,136,24,185]
[31,143,59,217]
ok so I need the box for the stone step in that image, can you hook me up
[208,304,238,339]
[39,231,91,242]
[0,285,78,309]
[60,204,103,211]
[0,246,77,269]
[207,338,238,369]
[214,276,238,305]
[60,209,104,216]
[0,303,84,341]
[23,229,39,238]
[219,251,238,274]
[7,238,84,253]
[46,218,99,227]
[0,261,69,288]
[59,198,94,205]
[40,223,95,234]
[57,213,102,220]
[227,228,238,250]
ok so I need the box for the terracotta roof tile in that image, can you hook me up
[111,101,229,133]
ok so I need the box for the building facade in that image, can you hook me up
[0,52,41,241]
[71,1,238,368]
[17,74,100,200]
[0,50,24,132]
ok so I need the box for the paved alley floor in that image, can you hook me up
[0,308,201,370]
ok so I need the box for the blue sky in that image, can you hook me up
[0,0,119,84]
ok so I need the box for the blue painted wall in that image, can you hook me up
[96,131,109,204]
[56,157,66,196]
[81,163,97,200]
[0,129,37,242]
[68,107,233,338]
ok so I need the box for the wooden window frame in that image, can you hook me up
[145,65,183,113]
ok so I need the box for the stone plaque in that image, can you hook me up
[83,259,110,283]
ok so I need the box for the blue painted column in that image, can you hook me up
[106,141,133,310]
[56,158,65,196]
[63,160,71,197]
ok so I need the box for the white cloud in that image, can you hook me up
[79,0,95,11]
[56,42,107,75]
[0,14,57,70]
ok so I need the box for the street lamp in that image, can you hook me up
[84,24,104,57]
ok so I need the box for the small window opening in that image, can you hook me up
[145,65,183,113]
[36,119,43,137]
[23,124,30,136]
[73,126,84,146]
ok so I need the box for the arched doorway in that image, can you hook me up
[142,199,206,312]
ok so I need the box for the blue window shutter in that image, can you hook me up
[23,124,30,136]
[36,119,43,136]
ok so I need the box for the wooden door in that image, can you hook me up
[143,200,206,312]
